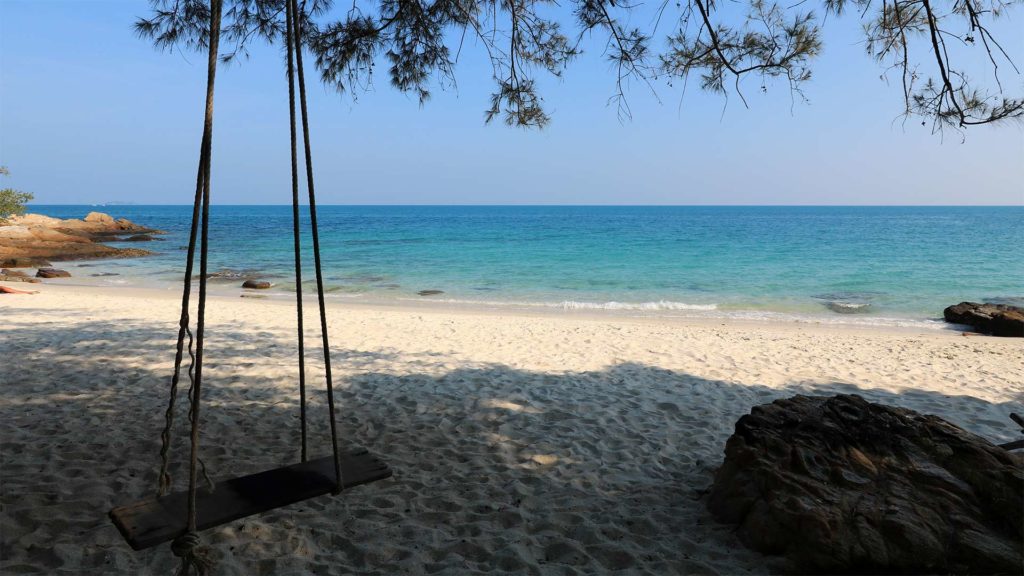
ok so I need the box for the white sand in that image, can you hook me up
[1,283,1022,575]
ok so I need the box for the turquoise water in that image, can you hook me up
[31,205,1024,325]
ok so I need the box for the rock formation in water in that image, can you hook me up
[0,212,162,263]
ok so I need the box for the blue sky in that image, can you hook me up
[1,0,1022,205]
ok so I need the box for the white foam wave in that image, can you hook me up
[394,296,951,330]
[398,297,718,311]
[555,300,718,311]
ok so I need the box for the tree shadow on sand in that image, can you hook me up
[1,314,1021,575]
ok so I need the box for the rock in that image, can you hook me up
[417,290,444,296]
[814,292,878,314]
[84,211,115,223]
[825,301,871,314]
[9,214,62,227]
[707,394,1023,574]
[242,280,272,289]
[125,234,158,242]
[200,269,260,281]
[0,273,41,284]
[0,225,35,240]
[1,268,29,278]
[29,227,91,243]
[36,268,71,278]
[1,257,52,268]
[944,301,1024,337]
[90,272,120,277]
[1,212,161,264]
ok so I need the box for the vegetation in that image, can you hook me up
[136,0,1021,132]
[0,167,34,223]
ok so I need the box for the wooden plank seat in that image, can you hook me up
[109,449,392,550]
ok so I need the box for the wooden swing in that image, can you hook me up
[108,0,391,570]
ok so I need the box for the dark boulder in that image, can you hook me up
[944,301,1024,337]
[417,289,444,296]
[242,280,272,290]
[707,394,1023,574]
[36,268,71,278]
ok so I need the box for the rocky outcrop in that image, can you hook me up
[84,211,114,224]
[36,268,71,278]
[0,269,41,284]
[944,301,1024,337]
[1,257,52,268]
[242,280,272,289]
[707,394,1023,574]
[0,212,162,262]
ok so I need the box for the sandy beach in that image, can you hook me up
[1,283,1022,575]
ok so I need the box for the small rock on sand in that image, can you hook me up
[944,301,1024,337]
[36,268,71,279]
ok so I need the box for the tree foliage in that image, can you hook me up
[0,167,34,224]
[136,0,1023,131]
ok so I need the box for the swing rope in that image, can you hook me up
[286,0,309,464]
[288,0,344,492]
[152,1,343,573]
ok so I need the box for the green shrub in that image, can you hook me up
[0,167,33,223]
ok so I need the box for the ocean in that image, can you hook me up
[30,205,1023,327]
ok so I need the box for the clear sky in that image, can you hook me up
[1,0,1022,205]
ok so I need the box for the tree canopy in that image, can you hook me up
[136,0,1022,131]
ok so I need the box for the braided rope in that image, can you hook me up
[162,0,223,572]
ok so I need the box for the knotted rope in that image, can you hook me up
[156,0,223,573]
[171,532,215,576]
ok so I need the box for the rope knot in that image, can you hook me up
[171,532,215,575]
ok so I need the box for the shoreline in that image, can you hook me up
[3,279,970,338]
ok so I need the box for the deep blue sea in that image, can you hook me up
[30,205,1024,327]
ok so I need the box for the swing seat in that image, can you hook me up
[108,449,391,550]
